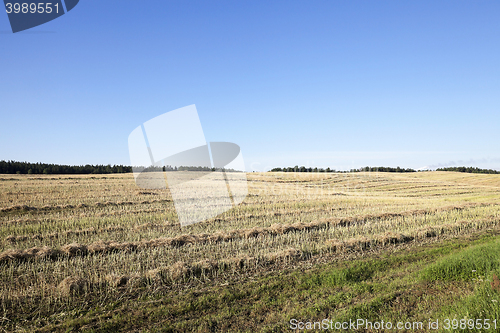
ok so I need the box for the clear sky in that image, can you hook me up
[1,1,499,171]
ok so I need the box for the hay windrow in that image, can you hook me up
[0,198,173,214]
[2,205,499,264]
[324,219,491,254]
[5,226,125,243]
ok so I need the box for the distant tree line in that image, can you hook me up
[354,166,416,173]
[0,160,243,175]
[271,166,336,173]
[270,166,416,173]
[436,166,500,174]
[177,166,212,171]
[0,160,133,175]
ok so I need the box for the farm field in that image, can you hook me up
[2,171,500,332]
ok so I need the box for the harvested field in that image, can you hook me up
[2,171,500,331]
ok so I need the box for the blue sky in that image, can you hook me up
[1,0,499,171]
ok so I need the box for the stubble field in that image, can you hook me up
[2,171,500,332]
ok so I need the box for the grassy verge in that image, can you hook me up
[18,228,500,332]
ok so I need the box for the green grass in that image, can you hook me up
[420,240,500,282]
[419,240,500,332]
[437,280,500,332]
[299,260,389,288]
